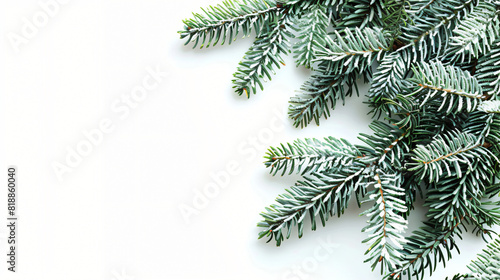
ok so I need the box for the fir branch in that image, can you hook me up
[409,131,496,183]
[292,3,329,68]
[264,136,363,175]
[478,100,500,114]
[397,0,476,60]
[389,219,465,279]
[447,238,500,279]
[410,107,468,145]
[258,168,366,246]
[474,200,500,230]
[410,61,486,114]
[316,27,391,74]
[362,172,408,272]
[465,103,500,143]
[260,121,409,246]
[381,0,410,37]
[357,120,409,170]
[288,66,358,128]
[232,17,292,97]
[338,0,385,29]
[448,1,500,62]
[404,0,438,17]
[425,173,491,231]
[368,51,409,116]
[465,238,500,279]
[464,101,500,155]
[179,0,280,48]
[476,39,500,99]
[283,0,341,13]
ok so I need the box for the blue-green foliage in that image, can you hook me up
[180,0,500,279]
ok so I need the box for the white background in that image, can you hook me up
[0,1,496,280]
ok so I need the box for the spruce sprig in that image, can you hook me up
[180,0,500,278]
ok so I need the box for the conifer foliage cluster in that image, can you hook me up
[180,0,500,279]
